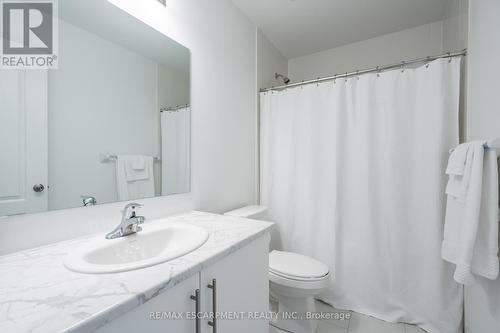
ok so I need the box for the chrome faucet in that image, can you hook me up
[105,203,146,239]
[81,195,97,206]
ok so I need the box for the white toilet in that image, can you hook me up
[225,206,331,333]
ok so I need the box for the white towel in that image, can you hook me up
[124,155,149,181]
[446,143,469,176]
[116,155,155,201]
[442,142,499,285]
[446,144,474,202]
[472,149,499,279]
[131,156,146,170]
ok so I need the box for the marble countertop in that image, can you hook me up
[0,211,273,333]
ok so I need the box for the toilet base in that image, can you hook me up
[271,294,318,333]
[269,324,292,333]
[267,251,330,333]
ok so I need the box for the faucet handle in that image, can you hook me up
[122,202,143,217]
[124,202,143,210]
[81,195,97,206]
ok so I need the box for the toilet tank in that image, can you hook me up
[224,205,268,220]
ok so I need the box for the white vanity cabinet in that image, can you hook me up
[96,234,270,333]
[95,274,200,333]
[200,234,269,333]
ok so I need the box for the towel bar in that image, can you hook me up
[449,137,500,156]
[99,153,161,163]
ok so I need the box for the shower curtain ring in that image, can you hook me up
[447,52,452,63]
[333,74,337,84]
[425,56,431,68]
[356,70,360,80]
[316,77,320,87]
[401,61,406,73]
[344,72,348,82]
[376,66,381,77]
[301,80,304,89]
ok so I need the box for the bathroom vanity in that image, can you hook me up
[0,212,273,333]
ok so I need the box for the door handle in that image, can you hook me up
[207,279,217,332]
[33,184,45,193]
[190,289,200,333]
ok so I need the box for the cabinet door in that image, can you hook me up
[95,274,200,333]
[200,234,270,333]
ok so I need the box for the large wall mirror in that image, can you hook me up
[0,0,190,215]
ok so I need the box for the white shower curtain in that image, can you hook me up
[260,58,462,333]
[161,106,191,195]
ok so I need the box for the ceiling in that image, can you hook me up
[231,0,449,58]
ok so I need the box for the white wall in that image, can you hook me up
[288,21,444,83]
[442,0,469,141]
[442,0,468,52]
[256,29,288,89]
[464,0,500,332]
[48,20,160,210]
[466,0,500,141]
[109,0,258,214]
[0,0,258,254]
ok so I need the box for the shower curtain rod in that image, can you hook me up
[160,104,190,112]
[260,49,467,92]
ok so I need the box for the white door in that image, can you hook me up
[200,235,270,333]
[0,70,48,216]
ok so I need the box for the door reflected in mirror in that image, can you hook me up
[0,0,190,215]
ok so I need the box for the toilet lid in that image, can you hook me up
[269,251,329,279]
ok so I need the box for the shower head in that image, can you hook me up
[275,73,291,85]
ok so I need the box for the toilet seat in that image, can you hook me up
[269,269,328,282]
[269,270,330,290]
[269,251,330,290]
[269,250,330,279]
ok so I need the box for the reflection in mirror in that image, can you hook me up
[0,0,190,216]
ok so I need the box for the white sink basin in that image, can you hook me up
[64,221,209,274]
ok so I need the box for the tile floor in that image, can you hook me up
[271,300,427,333]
